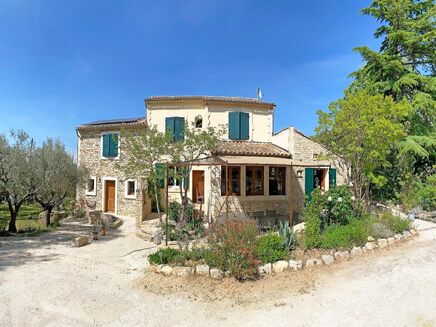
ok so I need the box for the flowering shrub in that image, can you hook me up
[208,220,260,280]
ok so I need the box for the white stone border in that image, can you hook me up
[147,229,418,279]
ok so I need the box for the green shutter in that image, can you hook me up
[329,168,337,188]
[155,163,165,188]
[305,168,314,196]
[240,112,249,140]
[102,134,110,157]
[165,117,175,141]
[174,117,185,141]
[229,112,240,140]
[110,134,118,157]
[183,168,189,190]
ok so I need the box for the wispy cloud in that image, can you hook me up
[58,28,89,72]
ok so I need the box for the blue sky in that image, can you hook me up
[0,0,379,155]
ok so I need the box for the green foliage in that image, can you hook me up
[148,248,182,265]
[321,219,370,249]
[418,175,436,211]
[303,189,323,248]
[257,233,287,264]
[207,220,260,280]
[316,91,411,202]
[278,220,297,250]
[73,207,87,219]
[324,186,364,225]
[168,201,181,222]
[378,211,410,234]
[371,222,394,239]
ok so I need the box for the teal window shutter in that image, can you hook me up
[183,168,189,190]
[165,117,175,141]
[240,112,249,140]
[110,134,118,157]
[228,112,240,140]
[329,168,337,188]
[102,134,110,157]
[174,117,185,141]
[305,168,314,196]
[155,163,165,188]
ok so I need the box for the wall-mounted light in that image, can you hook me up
[297,170,303,178]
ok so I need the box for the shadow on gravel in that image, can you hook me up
[0,218,124,271]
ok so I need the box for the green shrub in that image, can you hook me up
[321,219,369,249]
[207,220,260,280]
[148,248,182,265]
[73,207,86,218]
[257,233,287,264]
[168,201,181,222]
[371,222,394,238]
[378,211,410,234]
[324,186,356,225]
[418,175,436,211]
[303,189,323,248]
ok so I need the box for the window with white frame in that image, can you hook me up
[168,166,185,188]
[86,177,96,195]
[125,179,137,198]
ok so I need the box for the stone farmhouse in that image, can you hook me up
[76,96,347,225]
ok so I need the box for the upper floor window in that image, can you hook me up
[228,112,249,140]
[194,115,203,129]
[269,166,286,195]
[102,133,119,158]
[166,117,185,142]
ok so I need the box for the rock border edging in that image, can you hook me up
[147,229,418,279]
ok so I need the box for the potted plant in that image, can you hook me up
[92,224,99,240]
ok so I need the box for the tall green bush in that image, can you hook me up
[321,219,369,249]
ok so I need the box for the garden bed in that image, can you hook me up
[147,228,418,279]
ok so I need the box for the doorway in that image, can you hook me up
[104,180,116,213]
[192,170,205,204]
[314,169,327,191]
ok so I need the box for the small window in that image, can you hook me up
[221,166,241,196]
[102,133,119,158]
[228,112,249,140]
[125,180,137,199]
[165,117,185,142]
[194,115,203,128]
[246,166,264,196]
[86,177,96,196]
[269,166,286,195]
[168,166,186,188]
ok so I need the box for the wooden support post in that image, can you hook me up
[225,161,229,221]
[289,164,293,227]
[165,162,169,246]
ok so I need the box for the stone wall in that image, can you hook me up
[77,128,151,224]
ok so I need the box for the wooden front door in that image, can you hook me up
[192,170,205,204]
[104,180,116,213]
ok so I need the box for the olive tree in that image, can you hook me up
[34,138,85,226]
[118,125,169,215]
[169,122,224,223]
[0,131,37,233]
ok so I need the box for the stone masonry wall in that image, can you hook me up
[77,128,151,224]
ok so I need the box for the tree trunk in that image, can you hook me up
[153,179,160,215]
[8,210,17,233]
[45,207,53,227]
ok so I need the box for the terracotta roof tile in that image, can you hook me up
[213,141,291,158]
[145,95,275,109]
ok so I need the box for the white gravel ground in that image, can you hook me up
[0,218,435,327]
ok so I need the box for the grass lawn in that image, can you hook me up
[0,202,52,236]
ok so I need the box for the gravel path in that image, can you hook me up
[0,218,435,326]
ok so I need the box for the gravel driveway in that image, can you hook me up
[0,218,435,327]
